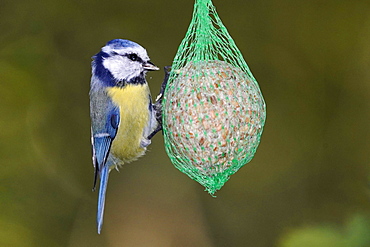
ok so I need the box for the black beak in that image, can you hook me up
[143,61,160,71]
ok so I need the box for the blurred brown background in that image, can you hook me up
[1,0,370,246]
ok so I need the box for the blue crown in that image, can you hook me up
[106,39,139,49]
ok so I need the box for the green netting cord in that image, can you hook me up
[162,0,266,195]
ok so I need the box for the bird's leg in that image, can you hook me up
[155,66,171,104]
[147,66,171,140]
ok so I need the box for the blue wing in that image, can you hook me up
[92,106,119,190]
[90,75,121,234]
[90,80,120,190]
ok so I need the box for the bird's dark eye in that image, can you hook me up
[128,53,138,61]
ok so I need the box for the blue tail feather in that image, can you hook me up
[97,165,110,234]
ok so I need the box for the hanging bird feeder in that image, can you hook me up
[162,0,266,195]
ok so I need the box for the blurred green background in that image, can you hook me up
[1,0,370,246]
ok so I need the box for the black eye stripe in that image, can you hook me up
[111,52,142,63]
[127,53,139,62]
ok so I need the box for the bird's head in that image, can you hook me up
[93,39,159,84]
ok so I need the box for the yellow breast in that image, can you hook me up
[107,84,150,164]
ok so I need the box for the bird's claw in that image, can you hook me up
[148,66,171,140]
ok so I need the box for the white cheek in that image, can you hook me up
[103,56,141,81]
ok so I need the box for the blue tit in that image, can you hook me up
[90,39,165,234]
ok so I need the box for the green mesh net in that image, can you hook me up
[162,0,266,195]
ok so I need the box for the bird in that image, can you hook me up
[89,39,167,234]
